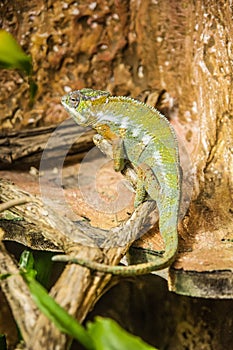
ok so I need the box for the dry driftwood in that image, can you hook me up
[0,176,155,349]
[0,120,95,169]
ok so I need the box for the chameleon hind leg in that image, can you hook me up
[134,166,147,207]
[134,163,161,207]
[129,163,164,264]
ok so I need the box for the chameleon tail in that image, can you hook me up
[52,207,179,275]
[52,237,177,275]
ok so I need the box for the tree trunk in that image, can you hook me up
[0,0,232,349]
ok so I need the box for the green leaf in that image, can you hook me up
[19,250,37,279]
[19,251,158,350]
[19,252,94,349]
[0,30,37,103]
[19,251,93,349]
[0,30,32,75]
[25,276,94,349]
[87,317,158,350]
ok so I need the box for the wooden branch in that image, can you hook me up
[0,178,155,349]
[0,121,95,169]
[0,197,35,212]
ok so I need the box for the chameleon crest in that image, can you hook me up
[60,88,181,275]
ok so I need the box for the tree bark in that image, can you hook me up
[0,0,233,348]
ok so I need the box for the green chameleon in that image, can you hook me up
[58,88,181,275]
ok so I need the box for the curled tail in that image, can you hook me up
[52,207,179,275]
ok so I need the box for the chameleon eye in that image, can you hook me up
[69,91,80,109]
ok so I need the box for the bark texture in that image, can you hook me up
[0,0,233,349]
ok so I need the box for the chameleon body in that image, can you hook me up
[60,88,181,275]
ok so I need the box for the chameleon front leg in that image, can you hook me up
[93,133,125,172]
[112,138,125,172]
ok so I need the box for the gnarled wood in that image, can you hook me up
[0,178,155,349]
[0,121,95,169]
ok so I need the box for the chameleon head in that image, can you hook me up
[61,88,110,126]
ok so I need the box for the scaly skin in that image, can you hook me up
[59,88,181,275]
